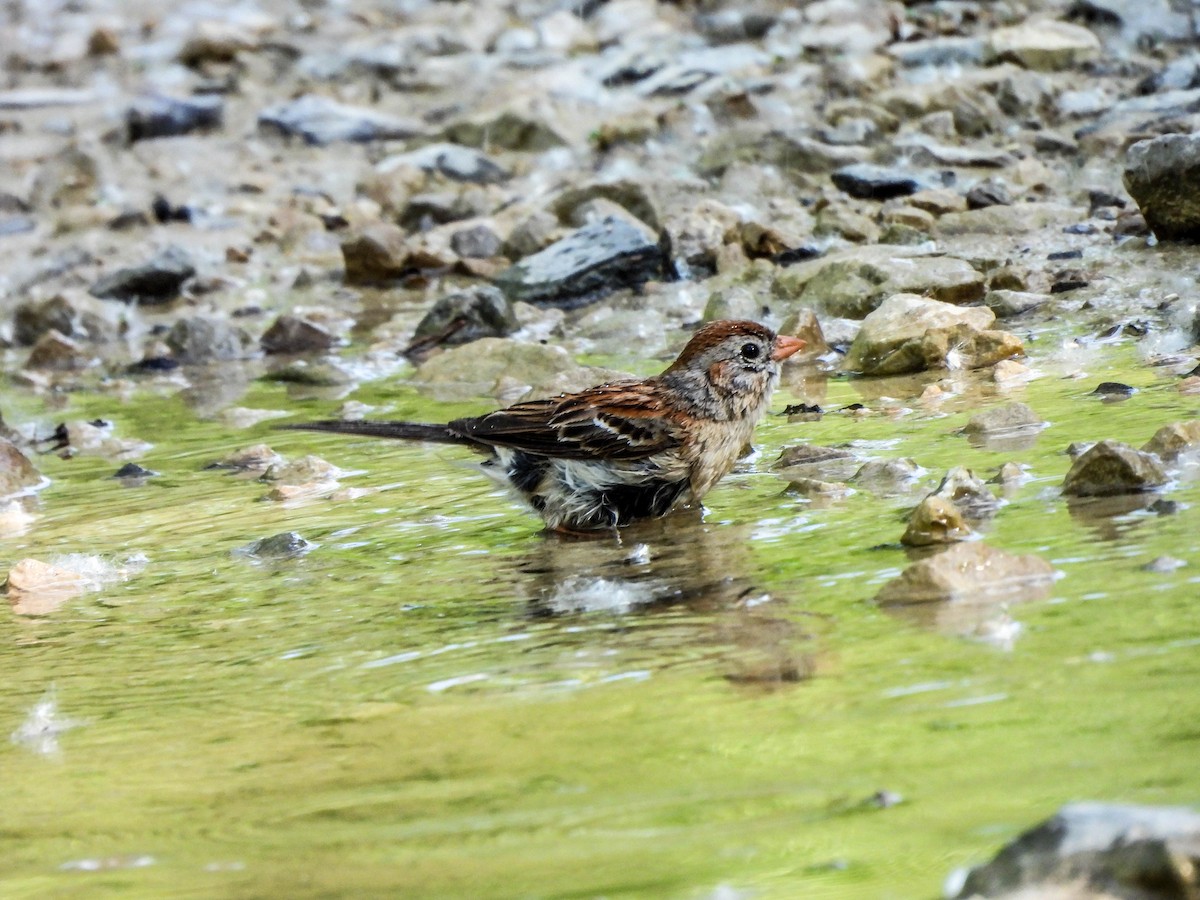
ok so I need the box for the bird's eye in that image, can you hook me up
[740,342,762,361]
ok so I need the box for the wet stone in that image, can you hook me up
[258,95,425,146]
[126,94,224,142]
[25,330,91,370]
[877,542,1056,606]
[494,216,665,309]
[0,439,42,498]
[167,316,254,364]
[6,558,87,616]
[965,179,1012,210]
[1092,381,1135,397]
[1062,439,1168,497]
[902,495,971,547]
[1142,420,1200,461]
[984,289,1048,318]
[340,224,410,284]
[1143,555,1186,573]
[934,466,1001,522]
[237,532,315,559]
[851,458,923,494]
[260,315,336,355]
[89,246,195,305]
[1123,134,1200,242]
[377,143,508,184]
[411,286,518,350]
[14,294,116,345]
[831,164,933,200]
[112,462,157,480]
[450,224,502,259]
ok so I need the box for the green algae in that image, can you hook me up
[2,340,1200,899]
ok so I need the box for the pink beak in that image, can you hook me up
[770,335,806,361]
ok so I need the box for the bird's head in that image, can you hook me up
[663,320,805,419]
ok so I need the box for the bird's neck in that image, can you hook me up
[660,369,774,422]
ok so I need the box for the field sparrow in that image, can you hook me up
[282,320,804,531]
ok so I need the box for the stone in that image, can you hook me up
[799,252,985,318]
[260,315,336,355]
[494,216,665,309]
[889,36,987,68]
[89,246,195,305]
[503,211,562,260]
[1074,0,1194,43]
[814,205,881,243]
[850,458,923,494]
[25,330,91,370]
[376,143,508,184]
[964,402,1045,438]
[6,558,86,616]
[937,203,1084,235]
[551,180,660,231]
[965,179,1012,210]
[901,495,971,546]
[166,316,255,364]
[416,338,586,401]
[831,164,933,200]
[951,803,1200,899]
[668,199,742,275]
[258,95,425,146]
[988,20,1101,71]
[237,532,315,559]
[0,439,42,498]
[1123,134,1200,242]
[210,444,284,474]
[907,188,968,216]
[450,224,502,259]
[843,294,1019,375]
[1062,439,1168,496]
[1142,420,1200,461]
[13,293,117,345]
[29,145,99,210]
[126,94,224,142]
[934,466,1001,522]
[441,111,566,152]
[876,542,1056,606]
[901,142,1016,169]
[411,286,518,349]
[984,289,1048,318]
[340,224,410,284]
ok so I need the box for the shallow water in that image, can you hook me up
[3,339,1200,899]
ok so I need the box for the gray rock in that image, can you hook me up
[843,294,1020,375]
[340,224,410,284]
[0,439,43,498]
[1074,0,1194,42]
[799,251,985,318]
[984,289,1048,318]
[167,316,255,364]
[415,338,587,401]
[937,203,1084,235]
[1062,439,1168,496]
[831,164,934,200]
[412,286,517,348]
[258,95,425,146]
[889,37,987,68]
[1138,53,1200,95]
[851,458,923,494]
[13,293,117,345]
[126,94,223,142]
[1124,134,1200,242]
[29,145,98,210]
[377,143,508,184]
[964,402,1045,438]
[951,803,1200,898]
[89,246,195,305]
[237,532,315,560]
[494,216,665,309]
[1077,88,1200,153]
[450,224,502,259]
[876,542,1055,606]
[933,466,1000,522]
[900,142,1015,169]
[988,20,1100,71]
[441,111,566,152]
[965,178,1012,210]
[503,211,562,260]
[260,315,336,355]
[551,180,661,231]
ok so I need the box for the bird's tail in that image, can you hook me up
[277,420,469,444]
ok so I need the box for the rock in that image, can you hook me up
[89,246,195,305]
[441,110,566,152]
[1075,0,1194,43]
[167,316,255,363]
[668,199,742,275]
[0,439,42,498]
[990,462,1027,487]
[814,204,881,243]
[889,36,987,68]
[113,463,157,481]
[494,216,665,309]
[551,180,661,232]
[377,143,508,184]
[1062,440,1168,496]
[843,294,1019,375]
[340,224,410,284]
[984,289,1048,318]
[126,94,224,142]
[13,293,118,345]
[901,142,1016,169]
[258,95,425,146]
[1142,420,1200,461]
[1123,134,1200,242]
[415,338,588,401]
[964,402,1045,440]
[951,803,1200,899]
[831,164,934,200]
[29,145,99,210]
[260,315,336,355]
[876,542,1055,606]
[798,251,985,318]
[988,20,1101,71]
[908,188,968,216]
[450,224,502,259]
[937,203,1084,235]
[965,178,1012,210]
[1143,555,1187,573]
[178,20,262,65]
[236,532,315,559]
[410,286,518,350]
[934,466,1001,522]
[6,558,86,616]
[25,330,91,370]
[265,455,340,486]
[1138,53,1200,95]
[902,495,971,546]
[210,444,284,474]
[850,458,923,494]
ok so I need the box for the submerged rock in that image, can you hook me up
[933,466,1001,522]
[876,542,1055,606]
[236,532,315,559]
[1123,134,1200,241]
[411,286,518,351]
[964,402,1045,438]
[1062,439,1168,496]
[901,495,971,546]
[5,558,86,616]
[258,95,425,145]
[951,802,1200,899]
[1142,420,1200,461]
[494,216,665,309]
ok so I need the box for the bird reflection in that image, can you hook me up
[514,512,815,687]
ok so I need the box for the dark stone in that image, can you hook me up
[450,224,502,259]
[1124,134,1200,241]
[952,802,1200,899]
[1092,381,1135,396]
[258,94,425,146]
[832,164,929,200]
[126,94,224,142]
[13,294,115,345]
[113,462,157,479]
[966,179,1012,209]
[494,216,666,309]
[1062,439,1167,496]
[152,194,193,224]
[89,246,195,304]
[1048,249,1083,260]
[1136,53,1200,95]
[410,286,517,351]
[260,315,336,355]
[238,531,314,559]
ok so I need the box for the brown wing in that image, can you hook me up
[448,380,684,461]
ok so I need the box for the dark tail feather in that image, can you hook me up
[276,420,469,444]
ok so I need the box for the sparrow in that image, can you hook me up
[281,320,804,532]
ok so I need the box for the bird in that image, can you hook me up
[280,320,805,532]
